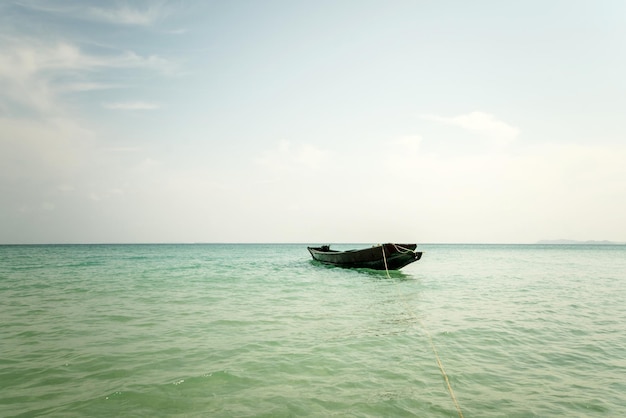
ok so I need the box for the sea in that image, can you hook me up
[1,243,625,417]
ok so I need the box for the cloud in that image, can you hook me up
[104,146,142,153]
[378,131,626,242]
[88,4,166,26]
[384,135,423,176]
[421,111,520,144]
[256,141,330,173]
[0,38,176,115]
[104,101,161,110]
[12,1,167,26]
[0,40,171,77]
[88,188,124,202]
[0,116,93,177]
[61,82,120,92]
[108,50,178,74]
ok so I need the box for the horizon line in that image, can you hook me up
[1,240,624,246]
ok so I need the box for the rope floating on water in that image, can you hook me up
[419,320,464,418]
[381,244,464,418]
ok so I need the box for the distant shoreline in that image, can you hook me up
[536,239,625,245]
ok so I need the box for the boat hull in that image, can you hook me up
[307,244,422,270]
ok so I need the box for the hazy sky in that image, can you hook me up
[1,0,625,244]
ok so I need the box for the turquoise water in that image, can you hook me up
[1,244,625,417]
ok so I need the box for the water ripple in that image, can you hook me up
[1,244,626,416]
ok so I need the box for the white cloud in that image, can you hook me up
[0,41,173,76]
[256,141,330,172]
[0,116,93,176]
[384,135,423,176]
[88,188,124,203]
[89,4,166,26]
[0,115,95,229]
[0,33,177,243]
[421,111,520,144]
[61,82,120,92]
[379,132,626,242]
[13,2,167,27]
[0,41,169,80]
[104,146,142,153]
[393,135,422,151]
[104,101,161,110]
[0,39,175,114]
[110,50,178,74]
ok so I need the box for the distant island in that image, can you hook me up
[536,239,625,245]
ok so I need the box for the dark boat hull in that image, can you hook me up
[307,244,422,270]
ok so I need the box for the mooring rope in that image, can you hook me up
[381,244,464,418]
[381,244,392,279]
[419,319,464,418]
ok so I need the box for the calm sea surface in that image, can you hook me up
[1,244,625,417]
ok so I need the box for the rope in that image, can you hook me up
[381,244,392,279]
[381,244,464,418]
[392,244,416,254]
[420,319,464,418]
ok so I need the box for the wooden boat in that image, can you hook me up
[307,243,422,270]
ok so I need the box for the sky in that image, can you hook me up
[1,0,625,244]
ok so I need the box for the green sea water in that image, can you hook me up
[1,243,625,417]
